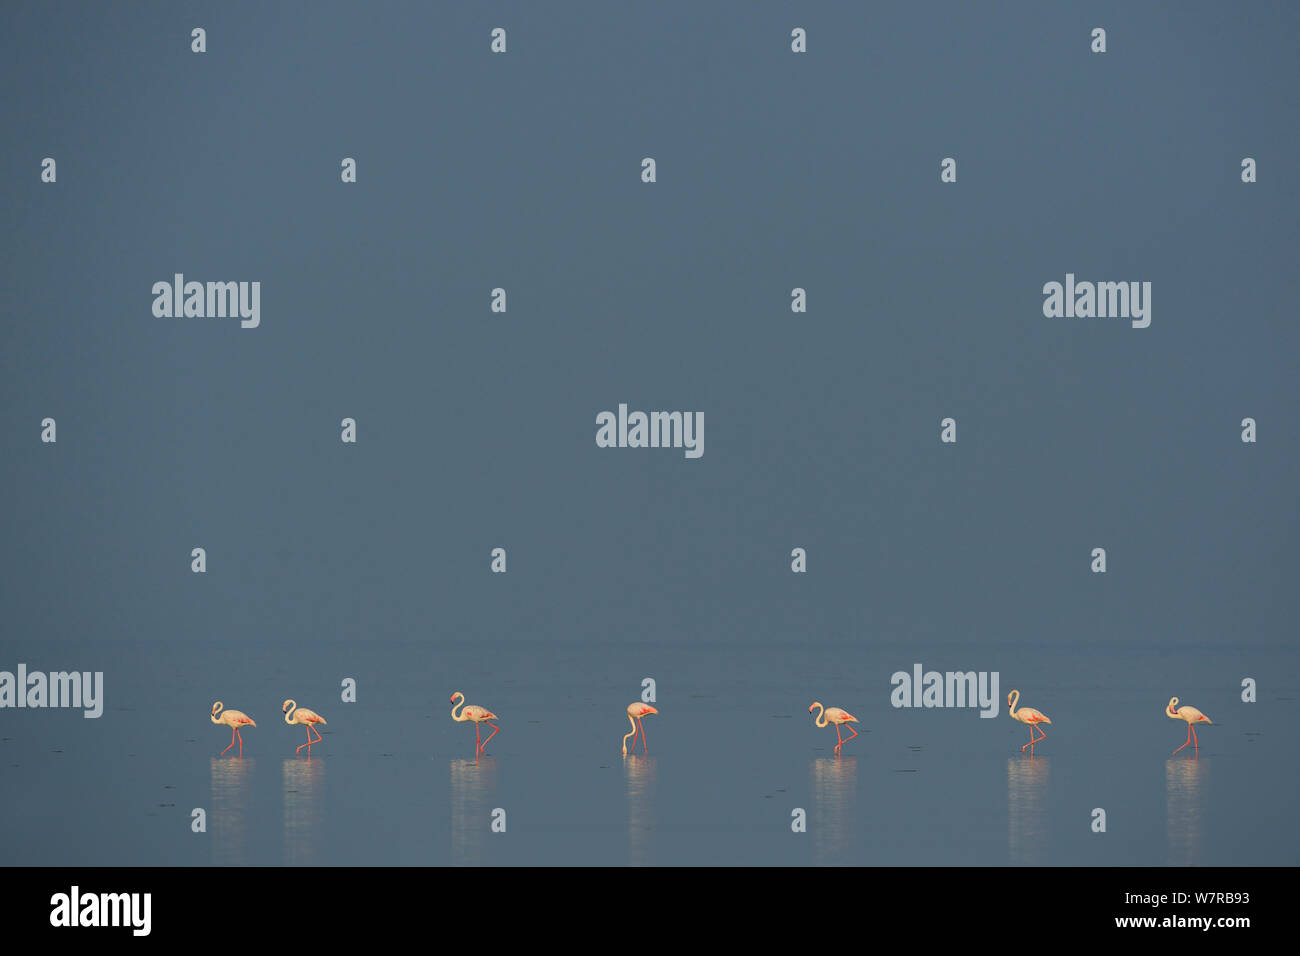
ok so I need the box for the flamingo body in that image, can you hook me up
[1007,689,1051,753]
[622,702,658,756]
[1167,697,1211,756]
[450,692,500,757]
[809,701,859,755]
[211,701,256,757]
[282,699,327,754]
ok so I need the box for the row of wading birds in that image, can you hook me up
[210,691,1216,759]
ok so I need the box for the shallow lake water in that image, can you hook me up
[2,636,1294,866]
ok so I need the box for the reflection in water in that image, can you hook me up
[1007,757,1049,865]
[210,758,253,866]
[1166,757,1207,865]
[283,758,325,865]
[624,756,657,865]
[450,758,497,864]
[810,757,856,863]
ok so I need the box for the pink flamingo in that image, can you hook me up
[450,692,499,757]
[809,701,859,755]
[622,702,658,755]
[1007,689,1051,752]
[1167,697,1211,756]
[210,701,256,757]
[282,699,327,754]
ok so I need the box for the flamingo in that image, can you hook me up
[808,701,859,755]
[1007,689,1051,752]
[1167,697,1211,756]
[450,692,499,757]
[210,701,256,757]
[622,702,658,756]
[282,699,327,754]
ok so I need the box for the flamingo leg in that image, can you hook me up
[834,723,843,755]
[481,721,499,752]
[1192,726,1199,754]
[1022,724,1034,752]
[221,727,237,756]
[1173,724,1192,755]
[475,722,482,756]
[236,727,245,757]
[840,724,859,750]
[311,724,323,744]
[637,717,647,755]
[297,725,318,754]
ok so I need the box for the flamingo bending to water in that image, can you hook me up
[282,699,327,754]
[622,702,658,755]
[1167,697,1211,756]
[1007,689,1051,753]
[450,692,499,757]
[210,701,256,757]
[809,701,859,755]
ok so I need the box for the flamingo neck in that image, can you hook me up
[283,703,296,724]
[211,703,223,724]
[622,713,638,750]
[1008,690,1019,718]
[451,695,465,721]
[812,703,827,728]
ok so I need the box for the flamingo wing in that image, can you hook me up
[226,709,255,726]
[826,707,856,723]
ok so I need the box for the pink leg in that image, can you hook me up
[221,728,237,756]
[475,722,482,756]
[1173,724,1192,755]
[636,718,647,755]
[297,726,315,754]
[835,723,843,755]
[1022,725,1034,752]
[236,727,245,757]
[481,722,499,752]
[1192,726,1199,755]
[840,724,859,751]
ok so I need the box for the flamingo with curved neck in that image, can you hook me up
[1007,689,1051,753]
[808,701,859,755]
[210,701,256,757]
[622,702,657,756]
[1167,696,1211,756]
[282,699,327,754]
[450,692,499,757]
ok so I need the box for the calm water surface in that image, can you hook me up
[1,637,1295,866]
